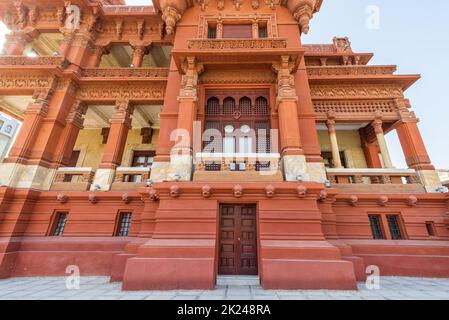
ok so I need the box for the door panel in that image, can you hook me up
[219,204,258,275]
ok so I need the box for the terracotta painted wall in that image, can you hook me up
[74,129,159,168]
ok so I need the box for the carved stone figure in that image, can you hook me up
[64,2,81,31]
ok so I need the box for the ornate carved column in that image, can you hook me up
[326,115,343,169]
[372,114,393,168]
[272,56,307,181]
[52,100,88,166]
[131,45,149,68]
[92,100,134,190]
[163,57,203,182]
[394,100,441,191]
[86,45,108,68]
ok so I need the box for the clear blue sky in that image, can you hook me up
[1,0,448,169]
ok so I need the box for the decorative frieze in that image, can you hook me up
[187,39,287,50]
[76,85,166,101]
[0,56,69,68]
[307,66,397,76]
[310,84,404,100]
[0,73,56,91]
[81,68,169,78]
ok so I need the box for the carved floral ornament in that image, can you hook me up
[154,0,322,35]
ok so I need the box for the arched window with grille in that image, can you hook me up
[239,97,252,115]
[223,97,236,115]
[206,97,220,115]
[255,97,269,115]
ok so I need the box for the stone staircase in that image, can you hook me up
[216,275,260,286]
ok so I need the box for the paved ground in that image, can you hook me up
[0,276,448,300]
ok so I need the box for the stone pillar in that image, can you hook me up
[92,100,134,191]
[326,115,343,168]
[273,56,307,181]
[86,46,108,68]
[252,19,259,39]
[3,30,37,55]
[0,79,78,190]
[164,57,203,182]
[396,117,441,192]
[372,115,393,168]
[131,46,148,68]
[52,100,88,166]
[294,57,326,182]
[65,31,95,67]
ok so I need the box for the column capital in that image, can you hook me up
[326,119,336,134]
[372,111,384,135]
[179,57,204,100]
[111,100,134,127]
[66,100,88,128]
[272,56,298,104]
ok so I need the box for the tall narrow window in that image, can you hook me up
[51,212,68,236]
[387,215,404,240]
[368,215,385,240]
[425,221,436,237]
[258,25,268,38]
[239,97,252,115]
[207,25,217,39]
[116,212,132,237]
[206,97,220,115]
[223,97,236,115]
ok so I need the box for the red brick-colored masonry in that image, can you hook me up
[0,0,448,291]
[1,184,448,290]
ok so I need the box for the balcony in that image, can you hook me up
[194,153,282,182]
[172,38,303,72]
[110,167,151,191]
[326,168,425,193]
[50,167,96,191]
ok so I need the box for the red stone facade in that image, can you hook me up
[0,0,448,290]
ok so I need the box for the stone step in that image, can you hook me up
[216,275,260,286]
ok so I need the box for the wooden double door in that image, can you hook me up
[218,204,258,275]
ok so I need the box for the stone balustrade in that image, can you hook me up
[51,167,96,191]
[111,167,151,191]
[194,153,282,182]
[326,168,420,185]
